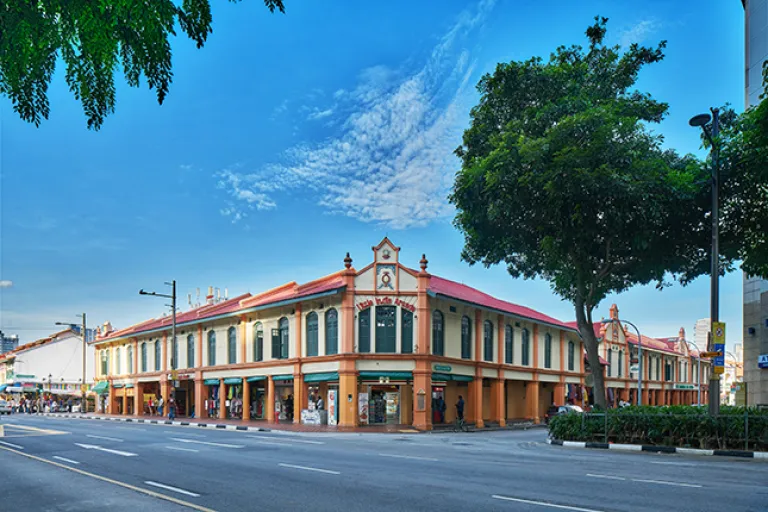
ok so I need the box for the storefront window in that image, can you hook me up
[227,327,237,364]
[504,325,513,364]
[522,328,530,366]
[253,323,264,362]
[141,343,147,372]
[127,346,133,374]
[567,341,575,371]
[306,312,319,357]
[432,310,444,356]
[618,350,623,376]
[461,316,472,359]
[187,334,195,368]
[279,317,290,359]
[607,349,613,377]
[325,309,338,355]
[100,350,108,376]
[155,340,161,371]
[401,309,413,354]
[544,333,552,369]
[375,306,396,353]
[358,309,370,353]
[208,331,216,366]
[116,347,122,374]
[483,320,493,362]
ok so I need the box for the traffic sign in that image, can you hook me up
[714,366,725,375]
[758,354,768,369]
[700,351,723,358]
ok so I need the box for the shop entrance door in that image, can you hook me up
[370,387,400,424]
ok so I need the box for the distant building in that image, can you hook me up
[0,331,20,355]
[693,319,710,352]
[743,0,768,406]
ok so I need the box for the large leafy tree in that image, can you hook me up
[450,17,711,408]
[0,0,285,130]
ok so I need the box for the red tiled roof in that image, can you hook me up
[428,275,575,331]
[564,321,602,339]
[584,353,609,366]
[241,272,345,309]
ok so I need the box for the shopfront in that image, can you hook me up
[246,376,267,419]
[273,375,294,421]
[173,376,195,417]
[203,379,220,418]
[224,377,243,419]
[358,371,413,425]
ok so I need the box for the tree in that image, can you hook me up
[449,17,710,408]
[0,0,285,130]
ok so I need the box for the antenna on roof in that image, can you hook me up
[188,293,193,309]
[224,287,228,300]
[196,288,201,308]
[215,287,220,303]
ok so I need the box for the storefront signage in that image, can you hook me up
[356,297,415,312]
[434,365,452,372]
[713,322,725,375]
[758,354,768,369]
[358,392,369,425]
[328,389,337,426]
[673,384,697,390]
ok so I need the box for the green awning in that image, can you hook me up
[452,375,474,382]
[246,376,266,382]
[125,383,135,389]
[112,383,124,389]
[203,379,220,386]
[429,373,474,382]
[92,381,109,394]
[431,373,452,382]
[358,371,413,380]
[223,377,242,385]
[272,374,294,381]
[304,372,338,383]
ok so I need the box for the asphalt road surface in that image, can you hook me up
[1,415,766,512]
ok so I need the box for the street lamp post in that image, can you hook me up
[602,318,643,406]
[685,340,702,406]
[55,313,87,414]
[139,280,177,379]
[689,108,721,416]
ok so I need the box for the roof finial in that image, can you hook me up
[609,303,619,320]
[420,254,428,272]
[344,252,352,269]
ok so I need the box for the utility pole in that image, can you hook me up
[709,107,720,417]
[140,280,177,391]
[81,313,87,413]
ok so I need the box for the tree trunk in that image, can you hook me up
[574,299,606,409]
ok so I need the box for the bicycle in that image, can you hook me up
[453,416,469,432]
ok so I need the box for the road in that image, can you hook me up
[0,415,766,512]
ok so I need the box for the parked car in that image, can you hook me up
[544,405,584,424]
[0,399,11,415]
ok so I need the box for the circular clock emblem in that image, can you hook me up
[382,249,391,260]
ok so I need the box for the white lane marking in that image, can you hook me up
[250,440,290,446]
[165,431,205,437]
[278,463,340,475]
[74,443,137,457]
[648,461,696,466]
[586,473,625,481]
[144,481,200,497]
[115,426,147,431]
[170,438,243,448]
[631,478,702,488]
[166,446,200,453]
[492,495,605,512]
[378,453,438,462]
[52,456,80,465]
[86,434,123,442]
[0,441,24,450]
[247,435,324,445]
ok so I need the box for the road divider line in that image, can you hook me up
[586,473,625,481]
[75,443,137,457]
[278,463,340,475]
[86,434,123,442]
[166,446,200,453]
[52,456,80,465]
[0,440,24,450]
[631,478,702,488]
[0,445,215,512]
[170,438,243,448]
[378,453,438,462]
[248,435,324,445]
[491,495,605,512]
[144,481,200,497]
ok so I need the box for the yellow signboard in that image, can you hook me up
[713,322,726,344]
[714,367,724,375]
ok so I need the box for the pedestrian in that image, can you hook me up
[168,396,176,421]
[437,396,446,423]
[157,396,164,417]
[285,394,294,421]
[316,395,325,411]
[67,398,73,413]
[148,396,154,416]
[456,395,465,422]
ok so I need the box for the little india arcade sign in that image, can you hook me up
[356,297,415,313]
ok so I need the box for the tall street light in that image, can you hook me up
[684,340,702,406]
[689,107,721,416]
[56,313,87,414]
[140,280,177,381]
[602,318,643,406]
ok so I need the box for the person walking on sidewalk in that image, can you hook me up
[158,396,164,417]
[168,396,176,421]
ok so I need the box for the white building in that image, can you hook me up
[693,318,710,352]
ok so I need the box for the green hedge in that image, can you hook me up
[548,406,768,451]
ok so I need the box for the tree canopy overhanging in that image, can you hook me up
[449,16,767,408]
[0,0,285,130]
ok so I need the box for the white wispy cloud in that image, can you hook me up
[619,19,660,47]
[0,280,13,288]
[216,0,495,229]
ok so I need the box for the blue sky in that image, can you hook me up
[0,0,747,351]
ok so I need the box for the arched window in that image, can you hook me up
[325,310,338,355]
[154,340,161,371]
[141,343,147,372]
[607,348,613,377]
[358,309,370,353]
[127,345,133,374]
[253,323,264,362]
[544,333,552,369]
[432,310,444,356]
[375,306,396,353]
[100,350,108,376]
[461,316,472,359]
[522,328,531,366]
[227,327,237,364]
[567,341,575,371]
[187,334,195,368]
[278,317,289,359]
[207,331,216,366]
[116,347,122,374]
[306,312,319,357]
[618,350,623,376]
[401,309,413,354]
[504,325,513,364]
[483,320,494,362]
[172,337,179,370]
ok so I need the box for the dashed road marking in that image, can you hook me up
[86,434,123,442]
[0,440,24,449]
[492,495,605,512]
[378,453,438,462]
[278,463,340,475]
[52,456,80,465]
[144,481,200,497]
[171,438,243,448]
[166,446,199,453]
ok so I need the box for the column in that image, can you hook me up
[160,379,170,415]
[338,361,357,427]
[242,379,251,421]
[412,360,432,430]
[107,381,114,414]
[472,374,484,428]
[532,325,540,369]
[196,325,204,368]
[294,303,303,360]
[218,379,226,419]
[162,332,168,372]
[526,380,541,424]
[341,262,356,354]
[240,316,247,364]
[553,382,566,406]
[293,371,305,424]
[122,392,128,416]
[466,378,478,424]
[491,377,506,426]
[194,373,204,419]
[135,380,143,416]
[266,376,276,423]
[133,340,139,377]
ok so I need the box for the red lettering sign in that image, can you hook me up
[356,297,415,312]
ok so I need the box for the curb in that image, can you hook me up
[37,413,273,432]
[547,438,768,460]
